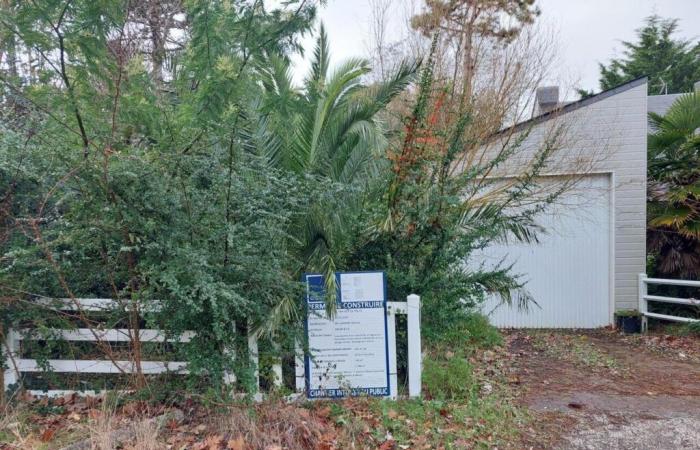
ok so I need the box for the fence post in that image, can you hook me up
[271,342,283,389]
[294,339,305,393]
[3,328,19,392]
[406,294,421,398]
[638,273,648,333]
[248,331,260,393]
[386,304,398,400]
[223,346,236,386]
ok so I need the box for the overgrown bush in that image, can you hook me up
[422,352,475,401]
[1,0,568,397]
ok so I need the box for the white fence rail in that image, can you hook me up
[4,295,421,400]
[3,298,271,398]
[638,273,700,331]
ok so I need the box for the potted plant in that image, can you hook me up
[615,309,642,333]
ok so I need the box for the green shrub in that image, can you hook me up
[431,313,503,348]
[682,322,700,336]
[615,309,641,317]
[422,353,474,400]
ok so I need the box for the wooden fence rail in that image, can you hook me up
[4,295,421,399]
[3,298,271,398]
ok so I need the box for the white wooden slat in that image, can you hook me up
[644,295,700,307]
[248,333,259,390]
[406,294,422,398]
[271,341,283,389]
[17,359,188,374]
[27,389,129,398]
[27,390,266,403]
[294,339,305,393]
[4,330,20,387]
[638,273,648,332]
[644,278,700,288]
[386,306,398,400]
[643,312,699,323]
[17,329,195,343]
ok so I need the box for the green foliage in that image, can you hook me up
[254,25,419,316]
[423,352,474,400]
[615,309,641,318]
[346,39,561,339]
[684,322,700,336]
[598,15,700,94]
[647,92,700,279]
[0,0,567,397]
[0,0,318,393]
[444,313,503,348]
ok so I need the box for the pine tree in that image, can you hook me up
[598,15,700,94]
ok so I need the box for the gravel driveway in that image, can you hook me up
[506,330,700,449]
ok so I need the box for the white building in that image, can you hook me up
[481,77,650,328]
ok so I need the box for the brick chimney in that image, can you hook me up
[535,86,560,115]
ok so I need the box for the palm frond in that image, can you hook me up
[306,23,331,100]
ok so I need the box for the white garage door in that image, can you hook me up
[479,174,612,328]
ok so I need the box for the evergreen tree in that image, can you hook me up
[598,15,700,94]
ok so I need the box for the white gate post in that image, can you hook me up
[271,341,283,389]
[3,328,19,391]
[386,304,398,400]
[294,339,305,393]
[638,273,648,332]
[248,331,259,392]
[406,294,421,398]
[223,348,236,386]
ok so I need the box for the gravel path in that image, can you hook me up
[507,331,700,450]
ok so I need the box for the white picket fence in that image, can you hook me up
[638,273,700,331]
[4,295,421,399]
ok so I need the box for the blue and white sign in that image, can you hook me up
[304,271,390,399]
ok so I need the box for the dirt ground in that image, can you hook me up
[507,330,700,450]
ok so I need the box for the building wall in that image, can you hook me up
[648,93,683,116]
[584,81,648,310]
[475,80,648,312]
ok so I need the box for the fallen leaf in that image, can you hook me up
[40,428,56,442]
[203,434,223,449]
[378,440,396,450]
[227,436,245,450]
[85,395,101,409]
[316,406,332,419]
[122,401,141,416]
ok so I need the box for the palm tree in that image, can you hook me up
[252,25,418,326]
[647,92,700,278]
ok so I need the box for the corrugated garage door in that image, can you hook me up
[479,174,612,328]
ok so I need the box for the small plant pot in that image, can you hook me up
[617,315,641,334]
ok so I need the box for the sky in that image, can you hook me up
[289,0,700,99]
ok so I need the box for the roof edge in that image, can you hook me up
[494,76,648,137]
